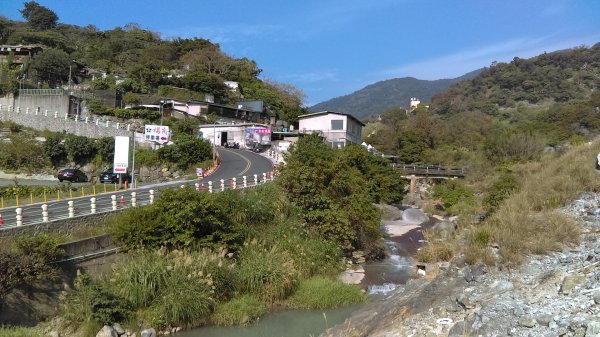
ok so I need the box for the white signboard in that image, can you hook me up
[113,136,130,173]
[144,125,171,144]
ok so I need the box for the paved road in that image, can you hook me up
[0,148,275,229]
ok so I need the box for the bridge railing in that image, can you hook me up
[397,164,466,177]
[0,171,277,230]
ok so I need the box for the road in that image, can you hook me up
[0,148,275,229]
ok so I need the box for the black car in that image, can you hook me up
[57,168,88,183]
[99,168,131,184]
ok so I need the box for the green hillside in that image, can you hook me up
[432,44,600,115]
[0,2,305,122]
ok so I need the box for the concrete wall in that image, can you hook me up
[0,212,117,238]
[0,105,131,138]
[14,94,71,116]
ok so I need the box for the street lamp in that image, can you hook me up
[159,100,164,126]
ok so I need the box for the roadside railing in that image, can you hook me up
[0,171,277,230]
[0,103,135,133]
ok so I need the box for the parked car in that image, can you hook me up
[225,141,240,149]
[57,168,88,183]
[99,168,131,184]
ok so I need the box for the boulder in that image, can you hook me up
[96,326,118,337]
[431,220,456,239]
[112,323,126,335]
[518,316,536,328]
[402,208,429,225]
[560,274,586,295]
[140,328,157,337]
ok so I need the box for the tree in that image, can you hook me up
[122,92,142,106]
[64,135,96,164]
[30,49,70,87]
[43,134,67,167]
[180,71,228,100]
[20,1,58,30]
[95,137,115,163]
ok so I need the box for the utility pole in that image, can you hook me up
[131,130,137,185]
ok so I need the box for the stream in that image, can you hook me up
[179,207,434,337]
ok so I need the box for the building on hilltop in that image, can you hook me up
[298,111,364,148]
[0,45,44,67]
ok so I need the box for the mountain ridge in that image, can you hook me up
[309,69,481,120]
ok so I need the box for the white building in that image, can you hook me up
[197,123,271,149]
[298,111,364,148]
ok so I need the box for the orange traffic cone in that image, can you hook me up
[120,195,125,206]
[0,213,3,226]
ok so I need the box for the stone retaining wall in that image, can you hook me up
[0,211,119,238]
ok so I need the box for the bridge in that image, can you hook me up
[397,165,466,178]
[396,165,467,193]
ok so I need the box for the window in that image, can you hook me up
[331,119,343,130]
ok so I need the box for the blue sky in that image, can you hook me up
[1,0,599,105]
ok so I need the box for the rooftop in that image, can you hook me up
[297,110,365,126]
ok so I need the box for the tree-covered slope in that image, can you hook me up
[432,44,600,115]
[309,70,480,120]
[0,2,306,122]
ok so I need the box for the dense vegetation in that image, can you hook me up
[0,119,213,180]
[278,135,405,258]
[54,184,366,335]
[0,2,306,122]
[433,44,600,114]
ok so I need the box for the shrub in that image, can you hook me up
[287,276,367,309]
[64,134,96,164]
[135,148,161,167]
[0,135,48,172]
[60,277,129,332]
[432,179,476,213]
[483,173,520,213]
[111,187,243,250]
[210,294,266,326]
[157,136,212,170]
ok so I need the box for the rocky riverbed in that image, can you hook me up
[323,192,600,337]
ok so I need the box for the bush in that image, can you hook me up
[64,134,96,164]
[0,135,48,172]
[287,276,367,309]
[432,179,476,213]
[210,294,267,326]
[135,148,161,167]
[60,277,129,331]
[157,136,212,170]
[111,187,243,250]
[483,173,520,213]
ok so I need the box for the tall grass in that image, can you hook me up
[236,240,298,303]
[210,294,267,326]
[469,141,600,265]
[0,326,43,337]
[287,276,367,309]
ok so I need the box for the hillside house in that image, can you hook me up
[298,111,364,148]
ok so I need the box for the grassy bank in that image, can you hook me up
[0,326,43,337]
[54,184,366,336]
[418,140,600,266]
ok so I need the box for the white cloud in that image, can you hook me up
[282,70,338,82]
[377,35,600,80]
[161,24,282,44]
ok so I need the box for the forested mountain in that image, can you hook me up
[364,43,600,168]
[0,2,305,122]
[309,70,480,120]
[432,44,600,115]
